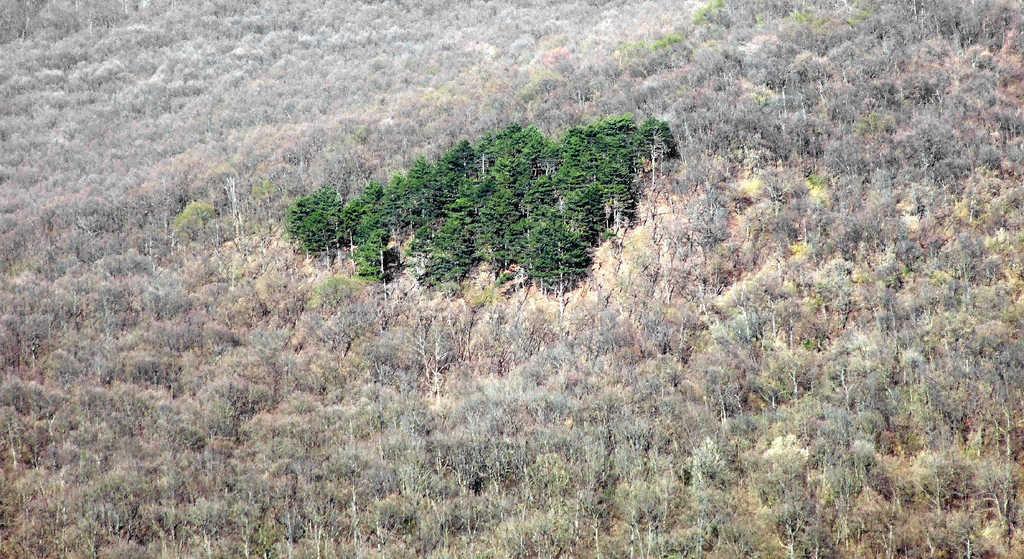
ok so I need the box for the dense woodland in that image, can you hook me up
[3,0,1024,557]
[286,116,677,287]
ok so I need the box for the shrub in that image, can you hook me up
[173,201,216,238]
[693,0,725,25]
[309,275,363,309]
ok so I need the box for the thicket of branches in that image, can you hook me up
[3,0,1024,557]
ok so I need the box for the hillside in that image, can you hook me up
[3,0,1024,557]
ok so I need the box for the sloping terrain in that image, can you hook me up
[3,1,1024,557]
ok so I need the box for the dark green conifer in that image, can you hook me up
[565,183,605,243]
[353,226,397,282]
[286,115,676,288]
[477,184,521,269]
[425,197,477,284]
[285,186,344,254]
[522,209,591,291]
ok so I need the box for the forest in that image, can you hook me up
[286,116,677,288]
[2,0,1024,557]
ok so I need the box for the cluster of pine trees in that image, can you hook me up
[286,115,677,288]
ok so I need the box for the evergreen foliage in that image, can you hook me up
[286,115,676,289]
[284,186,343,253]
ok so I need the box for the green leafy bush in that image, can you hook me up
[309,275,363,309]
[693,0,725,25]
[652,32,684,50]
[173,201,216,237]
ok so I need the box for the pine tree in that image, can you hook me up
[564,183,605,244]
[440,139,477,179]
[382,172,412,233]
[638,117,679,160]
[351,189,396,281]
[404,156,446,227]
[338,181,384,253]
[523,176,557,218]
[477,183,521,269]
[488,155,531,198]
[286,116,677,287]
[558,116,638,190]
[353,227,396,282]
[285,186,343,254]
[558,116,644,231]
[425,197,477,284]
[522,209,591,292]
